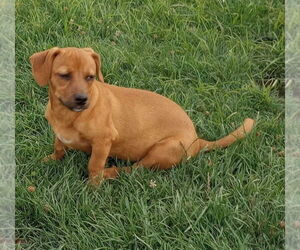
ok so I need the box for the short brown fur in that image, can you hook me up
[30,47,255,185]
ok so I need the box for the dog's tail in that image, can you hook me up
[192,118,255,155]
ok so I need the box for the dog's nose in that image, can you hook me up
[74,93,88,104]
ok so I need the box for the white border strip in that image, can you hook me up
[0,1,15,249]
[286,0,300,249]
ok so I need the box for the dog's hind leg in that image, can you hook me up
[103,136,187,179]
[135,136,186,170]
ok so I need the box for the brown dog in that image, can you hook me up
[30,47,255,185]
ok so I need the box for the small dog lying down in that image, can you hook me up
[30,47,255,185]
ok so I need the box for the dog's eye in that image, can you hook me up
[59,73,71,80]
[86,75,95,81]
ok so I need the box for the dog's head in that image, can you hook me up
[30,47,104,112]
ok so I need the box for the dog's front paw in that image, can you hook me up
[103,166,119,179]
[42,151,65,163]
[88,172,105,187]
[41,154,57,163]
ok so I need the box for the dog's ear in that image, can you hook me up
[29,47,60,87]
[82,48,104,83]
[92,53,105,83]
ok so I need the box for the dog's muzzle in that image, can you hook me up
[59,93,89,112]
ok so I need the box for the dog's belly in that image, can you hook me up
[109,149,144,162]
[109,141,153,161]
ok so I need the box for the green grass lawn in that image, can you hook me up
[16,0,284,249]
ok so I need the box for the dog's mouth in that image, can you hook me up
[71,106,88,112]
[59,98,88,112]
[71,106,85,112]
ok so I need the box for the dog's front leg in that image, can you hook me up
[42,136,67,162]
[88,139,112,186]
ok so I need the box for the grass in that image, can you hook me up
[16,0,284,249]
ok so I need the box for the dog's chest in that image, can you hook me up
[56,131,76,145]
[52,125,91,151]
[53,127,80,145]
[45,108,92,152]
